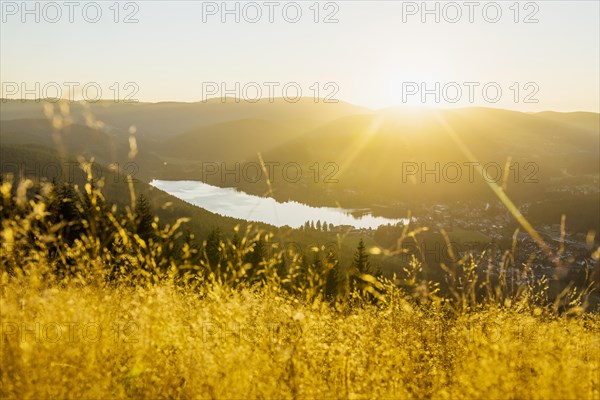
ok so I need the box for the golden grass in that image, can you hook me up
[2,276,599,399]
[1,178,599,399]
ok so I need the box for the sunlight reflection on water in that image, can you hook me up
[150,180,406,229]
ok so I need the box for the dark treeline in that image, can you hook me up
[2,177,597,312]
[1,179,384,303]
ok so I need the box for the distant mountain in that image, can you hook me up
[0,98,369,141]
[0,119,166,181]
[162,118,306,162]
[226,107,599,213]
[259,107,599,177]
[2,102,598,233]
[533,111,600,133]
[0,143,254,239]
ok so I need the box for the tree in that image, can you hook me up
[310,221,315,230]
[182,229,202,266]
[245,236,265,280]
[352,238,372,275]
[350,238,374,293]
[304,221,310,231]
[205,227,223,273]
[134,194,155,242]
[316,220,321,231]
[81,180,113,250]
[57,183,80,223]
[45,181,83,278]
[312,249,323,271]
[323,222,328,232]
[45,181,84,246]
[229,231,241,259]
[324,250,342,300]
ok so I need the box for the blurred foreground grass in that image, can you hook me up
[1,178,599,399]
[1,279,599,399]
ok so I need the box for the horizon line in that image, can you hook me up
[1,97,599,115]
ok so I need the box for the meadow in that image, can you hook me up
[1,178,599,399]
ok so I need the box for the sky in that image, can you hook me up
[1,0,599,111]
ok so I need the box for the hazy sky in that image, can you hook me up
[1,1,599,111]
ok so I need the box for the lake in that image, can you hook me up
[150,180,406,229]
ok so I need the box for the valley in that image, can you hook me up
[1,99,598,294]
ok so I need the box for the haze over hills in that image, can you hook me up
[1,98,599,337]
[0,118,166,181]
[1,100,598,236]
[2,101,597,174]
[0,98,368,141]
[0,140,268,241]
[149,106,599,223]
[259,107,600,175]
[162,118,306,162]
